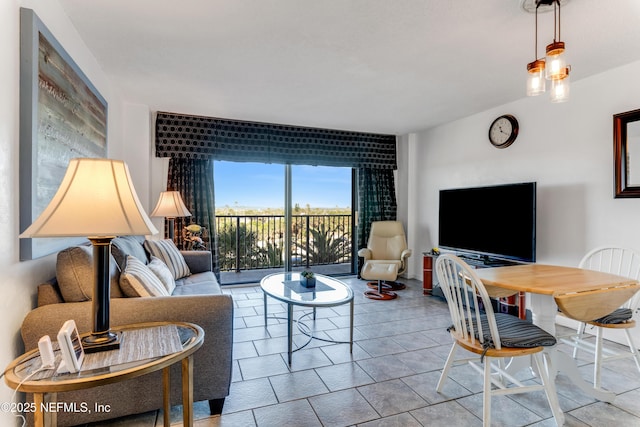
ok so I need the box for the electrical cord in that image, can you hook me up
[10,362,55,406]
[9,364,53,426]
[6,355,56,425]
[0,351,47,382]
[2,349,58,427]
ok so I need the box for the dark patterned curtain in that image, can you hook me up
[167,158,220,279]
[357,168,397,250]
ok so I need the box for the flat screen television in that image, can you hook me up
[438,182,536,263]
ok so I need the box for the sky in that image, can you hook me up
[214,161,352,209]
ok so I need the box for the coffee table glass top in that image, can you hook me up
[260,272,353,306]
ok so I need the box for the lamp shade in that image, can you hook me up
[20,158,158,238]
[150,191,192,218]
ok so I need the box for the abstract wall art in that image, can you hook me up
[19,8,108,260]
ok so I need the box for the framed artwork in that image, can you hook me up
[614,108,640,198]
[19,8,108,260]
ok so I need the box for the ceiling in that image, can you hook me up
[58,0,640,135]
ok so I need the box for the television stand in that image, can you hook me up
[457,254,519,268]
[425,252,529,321]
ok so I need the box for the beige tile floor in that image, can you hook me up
[86,277,640,427]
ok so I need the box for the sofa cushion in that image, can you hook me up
[144,239,191,280]
[119,256,170,297]
[56,245,123,302]
[147,256,176,294]
[181,250,213,274]
[37,282,65,307]
[111,235,148,271]
[172,271,222,295]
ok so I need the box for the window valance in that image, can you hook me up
[155,112,397,170]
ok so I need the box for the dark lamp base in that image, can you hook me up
[82,331,121,354]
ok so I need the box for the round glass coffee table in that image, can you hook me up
[260,272,354,364]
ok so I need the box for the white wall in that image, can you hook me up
[120,103,156,211]
[1,1,125,424]
[400,60,640,281]
[148,111,172,237]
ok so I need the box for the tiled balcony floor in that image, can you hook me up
[87,277,640,426]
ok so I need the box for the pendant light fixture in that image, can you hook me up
[545,1,566,79]
[526,3,545,96]
[525,0,571,102]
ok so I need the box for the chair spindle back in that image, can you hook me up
[435,254,502,350]
[579,246,640,311]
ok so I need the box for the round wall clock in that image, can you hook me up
[488,114,519,149]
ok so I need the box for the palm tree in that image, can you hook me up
[258,237,284,268]
[296,223,351,265]
[216,222,262,271]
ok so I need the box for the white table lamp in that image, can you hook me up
[150,191,191,241]
[20,158,158,352]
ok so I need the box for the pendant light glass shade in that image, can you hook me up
[545,41,567,80]
[526,59,546,96]
[550,68,570,103]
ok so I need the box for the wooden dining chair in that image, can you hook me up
[564,246,640,389]
[435,254,564,427]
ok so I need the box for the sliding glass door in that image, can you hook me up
[214,161,284,281]
[289,165,353,276]
[214,161,355,284]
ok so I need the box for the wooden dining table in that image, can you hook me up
[475,263,640,402]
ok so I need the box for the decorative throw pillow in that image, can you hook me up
[119,255,170,297]
[143,239,191,280]
[56,245,123,302]
[147,256,176,295]
[111,235,148,271]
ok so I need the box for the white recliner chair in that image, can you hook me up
[358,221,412,300]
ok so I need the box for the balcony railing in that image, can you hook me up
[215,214,352,273]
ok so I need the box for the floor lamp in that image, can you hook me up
[19,158,158,353]
[150,191,191,241]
